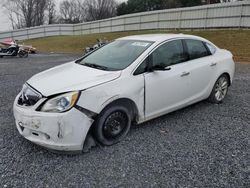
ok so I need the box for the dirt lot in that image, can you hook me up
[0,54,249,187]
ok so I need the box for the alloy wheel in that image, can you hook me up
[215,76,228,101]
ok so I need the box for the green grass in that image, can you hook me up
[24,30,250,62]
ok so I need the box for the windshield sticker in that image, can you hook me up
[131,42,150,47]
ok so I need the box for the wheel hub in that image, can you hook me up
[215,77,228,101]
[103,111,127,138]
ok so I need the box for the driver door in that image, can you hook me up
[144,39,191,120]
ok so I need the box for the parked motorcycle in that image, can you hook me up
[0,41,28,58]
[84,38,109,54]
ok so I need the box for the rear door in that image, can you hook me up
[183,39,217,100]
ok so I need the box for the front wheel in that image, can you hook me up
[208,74,229,104]
[18,50,28,58]
[94,105,131,146]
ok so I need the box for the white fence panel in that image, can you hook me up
[0,1,249,40]
[0,32,12,39]
[60,25,74,35]
[141,22,158,30]
[182,10,207,19]
[159,21,180,29]
[159,11,181,21]
[242,17,250,27]
[243,5,250,16]
[141,14,158,22]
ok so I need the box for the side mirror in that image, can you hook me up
[152,64,171,71]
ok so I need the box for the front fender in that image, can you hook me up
[76,74,145,122]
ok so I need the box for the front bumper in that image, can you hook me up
[13,94,93,152]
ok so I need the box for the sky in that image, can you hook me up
[0,7,10,31]
[0,0,127,32]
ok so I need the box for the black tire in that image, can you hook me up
[94,105,131,146]
[18,50,28,58]
[208,74,229,104]
[0,56,3,58]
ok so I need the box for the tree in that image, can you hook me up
[204,0,221,4]
[3,0,56,29]
[58,0,117,23]
[2,0,24,29]
[34,0,47,26]
[59,0,85,24]
[117,2,128,15]
[47,0,56,24]
[117,0,177,16]
[84,0,117,21]
[179,0,202,7]
[117,0,206,16]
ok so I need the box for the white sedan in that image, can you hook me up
[13,34,235,152]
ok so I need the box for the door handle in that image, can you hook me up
[181,71,190,77]
[210,62,217,67]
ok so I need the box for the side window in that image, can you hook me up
[151,40,185,67]
[185,39,210,60]
[134,59,147,75]
[205,43,216,54]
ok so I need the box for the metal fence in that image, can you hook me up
[0,1,249,40]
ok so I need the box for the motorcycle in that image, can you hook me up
[84,38,109,54]
[0,41,28,58]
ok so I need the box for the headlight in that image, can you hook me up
[18,84,42,106]
[40,91,80,113]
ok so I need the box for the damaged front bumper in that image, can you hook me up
[13,94,94,152]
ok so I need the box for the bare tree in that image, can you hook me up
[20,0,36,27]
[3,0,118,29]
[33,0,48,26]
[3,0,54,29]
[59,0,117,23]
[2,0,25,29]
[84,0,117,21]
[47,0,56,24]
[59,0,86,24]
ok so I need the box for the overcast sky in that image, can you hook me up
[0,0,127,32]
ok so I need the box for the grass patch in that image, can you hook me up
[24,30,250,62]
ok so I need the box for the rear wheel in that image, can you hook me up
[94,105,131,146]
[208,74,229,103]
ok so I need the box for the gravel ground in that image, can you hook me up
[0,54,249,187]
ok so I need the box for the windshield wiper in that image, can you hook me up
[82,63,108,70]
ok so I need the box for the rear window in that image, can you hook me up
[185,39,210,60]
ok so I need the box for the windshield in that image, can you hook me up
[78,40,153,71]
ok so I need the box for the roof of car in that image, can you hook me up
[118,34,203,42]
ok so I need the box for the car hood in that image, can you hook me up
[27,62,121,97]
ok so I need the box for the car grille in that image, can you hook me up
[17,84,42,106]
